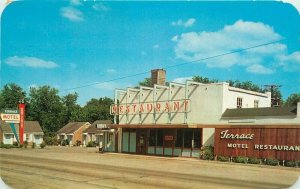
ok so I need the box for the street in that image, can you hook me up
[0,147,299,189]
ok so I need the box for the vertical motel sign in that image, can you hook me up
[19,103,25,144]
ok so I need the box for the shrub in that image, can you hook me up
[76,140,81,146]
[0,144,18,149]
[247,157,261,164]
[32,142,36,149]
[86,141,96,147]
[217,156,230,162]
[44,136,58,145]
[265,158,279,166]
[200,146,214,160]
[40,142,46,149]
[285,160,297,167]
[24,141,28,148]
[13,142,18,146]
[233,156,248,164]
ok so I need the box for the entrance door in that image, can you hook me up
[136,129,147,154]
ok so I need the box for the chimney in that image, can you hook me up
[151,69,166,86]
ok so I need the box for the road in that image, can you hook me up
[0,147,299,189]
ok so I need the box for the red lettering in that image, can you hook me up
[156,103,161,112]
[147,103,153,113]
[139,104,144,113]
[173,101,180,111]
[164,102,170,112]
[184,100,189,111]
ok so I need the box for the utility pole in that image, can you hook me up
[264,85,282,107]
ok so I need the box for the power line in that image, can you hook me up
[59,39,285,93]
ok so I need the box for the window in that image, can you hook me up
[175,129,183,147]
[254,100,259,108]
[193,129,201,149]
[184,129,193,148]
[156,129,163,146]
[237,97,243,108]
[149,129,156,146]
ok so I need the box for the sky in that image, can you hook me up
[1,0,300,105]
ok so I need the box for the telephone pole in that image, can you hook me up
[264,85,282,107]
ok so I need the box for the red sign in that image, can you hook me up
[19,103,25,144]
[164,136,174,141]
[110,99,190,115]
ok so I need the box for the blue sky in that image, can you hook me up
[1,0,300,105]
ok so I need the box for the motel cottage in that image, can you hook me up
[57,122,91,146]
[0,120,44,146]
[107,69,300,161]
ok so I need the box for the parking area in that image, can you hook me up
[0,146,299,189]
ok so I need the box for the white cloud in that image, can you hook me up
[172,77,193,84]
[172,19,300,74]
[171,18,196,27]
[92,3,110,12]
[277,51,300,71]
[5,56,59,69]
[153,44,159,49]
[246,64,274,74]
[70,0,82,6]
[107,68,117,73]
[60,7,84,22]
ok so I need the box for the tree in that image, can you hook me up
[227,80,263,93]
[284,93,300,107]
[192,76,218,84]
[138,78,152,87]
[0,83,26,109]
[83,97,113,123]
[27,86,64,135]
[62,93,80,123]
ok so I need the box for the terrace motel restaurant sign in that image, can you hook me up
[110,99,191,115]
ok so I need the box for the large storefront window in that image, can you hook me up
[193,129,201,149]
[149,129,156,146]
[156,129,163,146]
[175,129,183,148]
[184,129,193,148]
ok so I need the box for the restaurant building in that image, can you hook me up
[108,69,300,161]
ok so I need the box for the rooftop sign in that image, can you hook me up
[0,109,20,123]
[110,99,190,115]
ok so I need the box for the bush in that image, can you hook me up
[200,146,214,160]
[285,160,298,167]
[0,144,18,149]
[44,136,58,145]
[24,141,28,148]
[40,142,46,149]
[13,142,18,146]
[217,156,230,162]
[265,158,279,166]
[233,156,248,164]
[76,140,81,146]
[86,141,96,147]
[32,142,36,149]
[247,157,261,164]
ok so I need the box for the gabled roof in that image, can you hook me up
[83,120,112,133]
[0,120,43,133]
[57,122,90,134]
[222,106,297,119]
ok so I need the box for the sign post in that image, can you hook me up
[19,103,25,144]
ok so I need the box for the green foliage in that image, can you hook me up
[233,156,248,164]
[284,93,300,107]
[44,136,58,145]
[13,142,18,146]
[0,83,27,109]
[32,142,36,149]
[76,140,81,146]
[83,97,113,123]
[24,141,28,148]
[217,156,230,162]
[0,144,19,149]
[193,76,218,84]
[40,142,46,149]
[247,157,261,164]
[86,141,96,147]
[138,78,152,87]
[27,86,65,134]
[227,80,263,93]
[200,146,214,160]
[265,158,279,166]
[285,160,298,167]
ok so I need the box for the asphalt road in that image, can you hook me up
[0,147,299,189]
